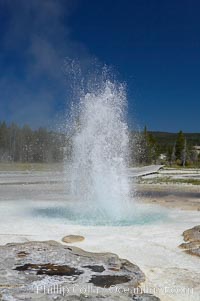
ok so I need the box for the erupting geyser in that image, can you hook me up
[67,72,131,221]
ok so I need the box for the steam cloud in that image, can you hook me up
[0,0,91,127]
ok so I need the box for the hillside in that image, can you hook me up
[150,131,200,147]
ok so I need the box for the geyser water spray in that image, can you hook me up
[70,79,129,219]
[59,64,166,226]
[66,68,131,221]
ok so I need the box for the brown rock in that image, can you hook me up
[0,240,153,300]
[183,225,200,242]
[179,225,200,258]
[62,235,85,243]
[180,241,200,257]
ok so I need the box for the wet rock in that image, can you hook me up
[62,235,85,243]
[89,275,131,288]
[15,263,83,276]
[180,241,200,257]
[132,294,160,301]
[17,251,30,258]
[0,240,161,300]
[183,225,200,242]
[83,265,105,273]
[179,225,200,257]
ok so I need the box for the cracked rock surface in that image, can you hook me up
[0,240,160,300]
[179,225,200,257]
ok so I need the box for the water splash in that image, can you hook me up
[66,69,131,221]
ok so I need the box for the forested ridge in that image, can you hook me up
[0,121,200,166]
[0,122,65,163]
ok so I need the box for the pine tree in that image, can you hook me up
[181,139,187,167]
[141,126,159,164]
[175,131,185,161]
[171,143,176,164]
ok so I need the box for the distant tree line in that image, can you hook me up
[166,130,200,167]
[0,121,200,166]
[130,127,159,166]
[0,122,65,162]
[130,127,200,167]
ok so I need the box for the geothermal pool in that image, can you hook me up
[0,168,167,227]
[0,169,200,301]
[0,195,200,301]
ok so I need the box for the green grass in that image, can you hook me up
[165,164,200,169]
[139,176,200,185]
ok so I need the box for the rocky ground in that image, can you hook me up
[179,225,200,257]
[137,167,200,211]
[137,183,200,211]
[0,240,159,301]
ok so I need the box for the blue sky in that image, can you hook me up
[0,0,200,132]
